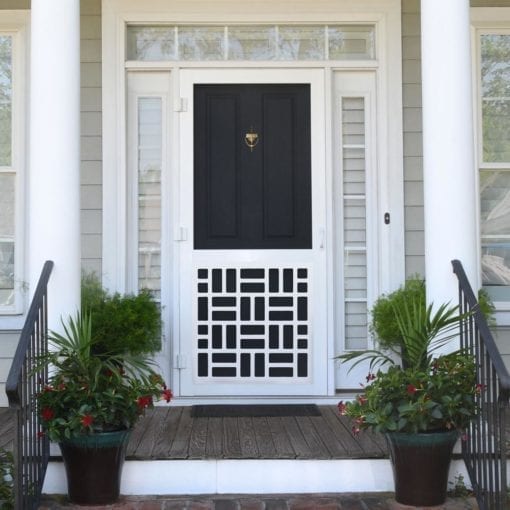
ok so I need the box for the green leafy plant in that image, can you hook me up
[0,449,14,510]
[448,474,472,499]
[370,277,425,351]
[338,352,479,434]
[36,312,172,443]
[81,273,162,356]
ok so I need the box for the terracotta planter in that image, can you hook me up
[59,429,131,505]
[385,430,459,506]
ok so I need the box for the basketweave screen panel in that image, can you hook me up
[194,266,310,381]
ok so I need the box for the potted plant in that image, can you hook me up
[337,290,479,507]
[37,310,172,505]
[81,272,162,356]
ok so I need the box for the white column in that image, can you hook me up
[29,0,81,327]
[421,0,479,312]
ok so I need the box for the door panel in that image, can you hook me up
[194,84,311,250]
[179,69,328,397]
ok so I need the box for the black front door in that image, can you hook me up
[194,84,312,250]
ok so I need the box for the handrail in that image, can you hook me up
[5,260,53,510]
[452,259,510,510]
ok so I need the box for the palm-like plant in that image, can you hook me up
[337,292,466,372]
[37,311,171,442]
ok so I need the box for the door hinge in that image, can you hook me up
[174,98,188,112]
[174,227,188,242]
[175,354,187,369]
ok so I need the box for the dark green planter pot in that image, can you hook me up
[385,430,459,506]
[59,429,131,505]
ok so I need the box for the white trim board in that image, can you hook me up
[43,458,471,495]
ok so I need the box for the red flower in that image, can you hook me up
[337,401,347,415]
[137,395,152,409]
[406,384,417,395]
[352,426,361,436]
[475,384,486,394]
[162,388,173,403]
[37,431,45,439]
[81,414,94,427]
[41,407,54,421]
[357,395,367,405]
[366,372,376,382]
[43,385,53,393]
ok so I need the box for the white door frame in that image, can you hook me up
[178,68,331,396]
[102,0,405,399]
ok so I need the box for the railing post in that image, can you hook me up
[6,261,53,509]
[452,259,510,509]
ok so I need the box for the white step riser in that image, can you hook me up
[43,459,470,495]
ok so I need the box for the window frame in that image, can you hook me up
[0,11,28,317]
[472,8,510,321]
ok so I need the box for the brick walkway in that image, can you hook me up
[38,493,479,510]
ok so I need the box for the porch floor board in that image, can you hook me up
[0,406,388,459]
[126,406,388,460]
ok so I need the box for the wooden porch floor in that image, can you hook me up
[0,406,388,460]
[126,406,388,460]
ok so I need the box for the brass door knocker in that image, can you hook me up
[245,127,259,152]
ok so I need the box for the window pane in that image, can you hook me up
[328,25,375,60]
[278,26,325,60]
[178,26,224,60]
[228,26,276,60]
[481,35,510,163]
[480,171,510,237]
[0,35,12,167]
[0,173,14,306]
[127,26,175,61]
[480,171,510,286]
[138,98,162,298]
[126,24,376,62]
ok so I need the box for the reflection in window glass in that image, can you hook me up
[328,25,375,60]
[0,173,14,306]
[178,26,224,61]
[480,171,510,286]
[0,36,12,167]
[138,98,162,299]
[481,35,510,163]
[278,26,325,60]
[228,26,276,60]
[126,24,376,62]
[127,26,175,61]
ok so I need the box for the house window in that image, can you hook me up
[0,20,25,314]
[478,32,510,302]
[126,24,375,62]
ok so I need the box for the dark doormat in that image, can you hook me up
[190,404,321,418]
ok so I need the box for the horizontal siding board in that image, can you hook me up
[81,112,102,136]
[81,184,102,209]
[82,234,102,259]
[81,136,103,161]
[81,209,102,234]
[81,87,102,112]
[81,39,102,63]
[81,15,102,39]
[81,161,102,185]
[404,206,424,231]
[404,181,423,207]
[81,0,101,15]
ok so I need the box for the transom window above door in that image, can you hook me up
[126,24,375,61]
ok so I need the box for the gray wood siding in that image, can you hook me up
[81,0,102,276]
[402,0,424,278]
[0,331,19,406]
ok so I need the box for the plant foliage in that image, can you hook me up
[36,312,172,443]
[339,352,479,434]
[81,273,162,356]
[0,449,13,510]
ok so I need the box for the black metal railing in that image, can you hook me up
[452,259,510,510]
[6,261,53,510]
